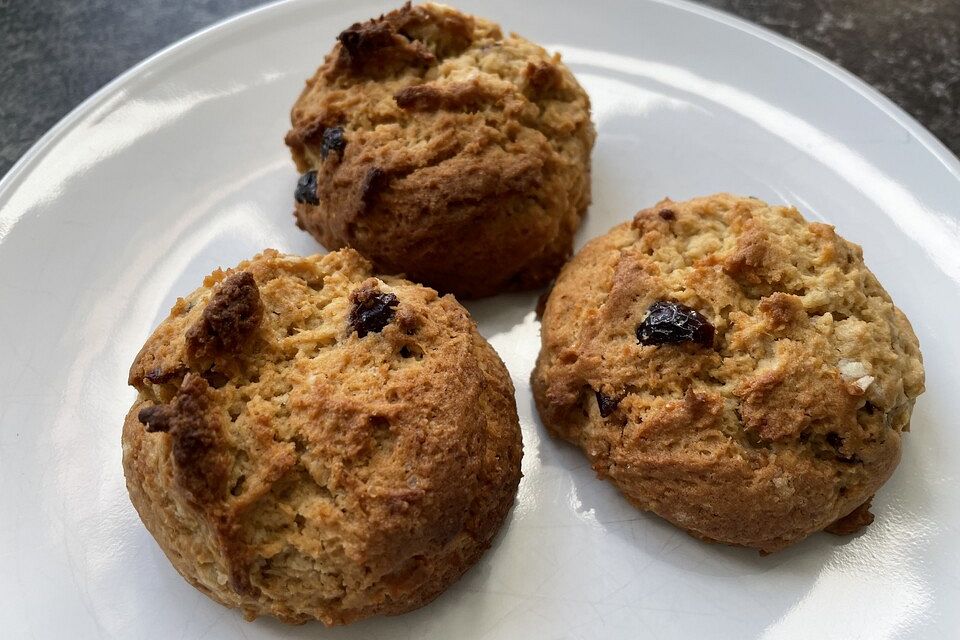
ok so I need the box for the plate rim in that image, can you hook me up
[1,0,959,222]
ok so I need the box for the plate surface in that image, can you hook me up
[1,0,959,637]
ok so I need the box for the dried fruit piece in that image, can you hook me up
[144,366,187,385]
[295,170,320,205]
[349,285,399,337]
[826,431,863,464]
[595,391,620,418]
[636,301,714,348]
[321,126,347,159]
[138,404,174,433]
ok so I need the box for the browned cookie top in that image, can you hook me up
[123,248,522,624]
[286,2,595,298]
[532,194,924,552]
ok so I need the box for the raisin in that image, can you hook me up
[349,287,399,337]
[826,431,863,464]
[138,404,174,433]
[145,366,186,384]
[636,301,715,348]
[321,126,346,159]
[295,170,319,205]
[658,208,676,221]
[825,431,843,449]
[595,391,620,418]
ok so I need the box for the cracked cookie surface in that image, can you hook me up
[285,2,595,298]
[122,248,522,624]
[531,193,924,552]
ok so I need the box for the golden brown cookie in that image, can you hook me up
[532,194,924,553]
[122,248,523,624]
[286,2,595,298]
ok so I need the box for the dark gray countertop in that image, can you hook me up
[1,0,958,178]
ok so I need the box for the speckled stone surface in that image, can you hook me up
[0,0,958,178]
[701,0,960,156]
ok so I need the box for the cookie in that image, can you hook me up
[531,194,924,552]
[285,2,595,298]
[122,248,523,624]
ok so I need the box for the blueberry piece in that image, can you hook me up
[349,287,399,337]
[321,126,347,159]
[595,391,620,418]
[295,170,319,205]
[636,300,714,347]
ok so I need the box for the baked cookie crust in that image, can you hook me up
[532,194,924,552]
[286,2,595,298]
[123,248,522,624]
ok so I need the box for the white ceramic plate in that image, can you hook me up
[2,0,958,637]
